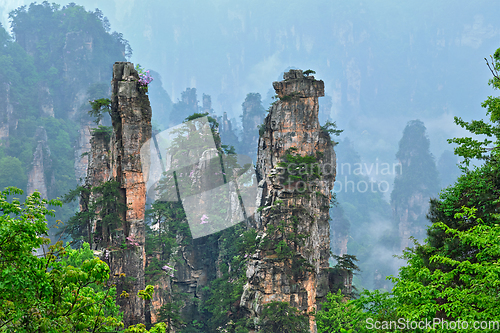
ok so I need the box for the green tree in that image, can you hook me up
[389,207,500,329]
[352,48,500,332]
[449,49,500,166]
[0,186,169,332]
[0,156,27,191]
[316,290,367,333]
[258,301,309,333]
[62,180,127,248]
[0,187,123,332]
[158,301,184,332]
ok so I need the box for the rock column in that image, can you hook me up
[241,70,336,333]
[109,62,152,325]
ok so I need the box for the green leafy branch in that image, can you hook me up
[88,98,111,125]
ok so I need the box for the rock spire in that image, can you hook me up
[241,69,336,333]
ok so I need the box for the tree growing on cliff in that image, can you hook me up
[62,180,127,248]
[258,301,309,333]
[316,289,367,333]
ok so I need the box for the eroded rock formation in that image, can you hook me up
[391,120,439,252]
[241,69,336,333]
[27,127,53,198]
[84,62,151,326]
[0,84,13,147]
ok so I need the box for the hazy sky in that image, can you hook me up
[1,0,499,172]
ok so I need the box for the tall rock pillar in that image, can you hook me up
[241,70,336,333]
[109,62,152,325]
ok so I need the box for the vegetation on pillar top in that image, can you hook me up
[91,125,113,140]
[303,69,316,76]
[135,64,153,93]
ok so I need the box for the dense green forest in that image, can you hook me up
[0,1,129,228]
[1,1,499,332]
[2,59,500,330]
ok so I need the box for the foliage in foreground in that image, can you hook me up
[258,301,309,333]
[316,47,500,333]
[0,187,165,332]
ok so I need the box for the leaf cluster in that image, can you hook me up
[0,188,124,332]
[448,49,500,168]
[258,301,309,333]
[88,98,112,125]
[61,180,127,248]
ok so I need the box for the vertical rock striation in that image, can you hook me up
[27,127,52,198]
[0,83,13,146]
[109,62,152,325]
[84,62,151,326]
[74,121,96,185]
[241,69,336,333]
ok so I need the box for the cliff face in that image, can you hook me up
[393,191,430,251]
[109,62,151,325]
[241,69,336,333]
[145,115,239,323]
[27,127,52,198]
[74,121,96,185]
[84,62,151,326]
[240,93,266,161]
[3,4,127,214]
[391,120,439,252]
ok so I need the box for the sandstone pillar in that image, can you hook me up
[108,62,151,325]
[241,69,336,333]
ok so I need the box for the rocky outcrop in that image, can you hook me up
[394,192,430,251]
[391,120,440,252]
[27,127,52,198]
[83,62,151,326]
[0,83,13,147]
[202,93,214,116]
[330,205,349,257]
[240,93,266,161]
[38,82,54,117]
[241,69,336,333]
[219,112,239,150]
[146,115,240,323]
[86,130,112,188]
[74,121,96,185]
[108,62,151,325]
